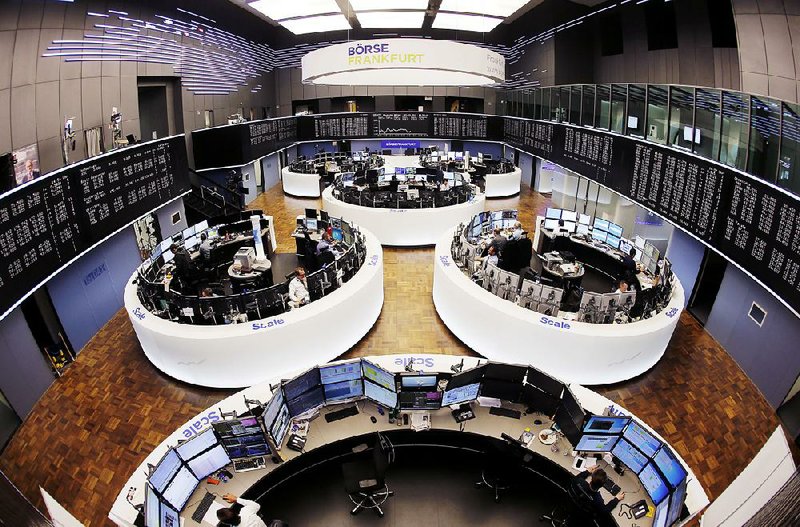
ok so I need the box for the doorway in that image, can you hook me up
[137,77,184,141]
[688,249,728,325]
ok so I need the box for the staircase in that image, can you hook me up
[183,169,245,222]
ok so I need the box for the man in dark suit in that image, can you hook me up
[573,465,625,516]
[19,159,40,184]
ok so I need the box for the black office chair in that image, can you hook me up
[473,439,519,503]
[539,475,597,526]
[341,433,395,517]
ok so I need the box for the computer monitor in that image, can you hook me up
[145,485,161,527]
[608,222,623,237]
[323,379,364,403]
[554,405,583,445]
[160,502,180,527]
[480,379,522,402]
[575,434,619,453]
[447,364,486,390]
[395,167,406,176]
[484,362,527,383]
[525,366,563,398]
[187,444,230,479]
[623,421,662,457]
[619,238,633,254]
[182,226,195,240]
[150,243,164,263]
[305,208,317,220]
[441,382,480,406]
[593,218,609,232]
[160,239,174,253]
[635,235,647,250]
[561,210,577,222]
[543,219,560,231]
[319,361,362,384]
[361,359,396,391]
[332,227,343,242]
[184,236,199,250]
[207,228,219,239]
[283,368,321,400]
[666,480,688,526]
[562,221,577,233]
[653,446,688,488]
[286,386,325,417]
[399,373,438,389]
[578,214,591,225]
[545,208,562,220]
[196,220,209,232]
[640,461,670,505]
[398,391,442,410]
[364,380,398,409]
[576,224,590,236]
[521,384,560,417]
[447,151,456,161]
[612,437,648,474]
[583,415,631,435]
[162,466,198,511]
[305,218,317,231]
[176,429,217,461]
[149,449,181,493]
[483,154,493,161]
[606,234,620,249]
[263,389,290,447]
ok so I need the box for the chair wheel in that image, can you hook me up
[494,496,501,503]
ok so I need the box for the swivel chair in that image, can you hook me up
[539,475,597,526]
[341,433,395,517]
[473,439,519,503]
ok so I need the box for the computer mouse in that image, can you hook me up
[370,416,377,424]
[534,419,543,425]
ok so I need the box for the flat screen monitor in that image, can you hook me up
[640,461,670,505]
[561,210,577,222]
[619,239,633,254]
[305,208,317,220]
[623,421,662,457]
[150,243,164,263]
[442,382,480,406]
[455,152,464,160]
[653,446,688,488]
[612,437,649,474]
[525,367,562,398]
[286,386,325,417]
[319,361,362,385]
[263,390,290,447]
[545,208,562,220]
[554,405,582,445]
[352,153,362,162]
[447,365,486,390]
[160,239,173,252]
[145,485,161,527]
[332,227,343,242]
[149,449,181,493]
[162,249,174,263]
[593,218,609,232]
[283,368,321,400]
[521,385,560,417]
[606,235,620,249]
[667,480,688,525]
[182,226,195,239]
[196,220,209,232]
[562,221,576,233]
[320,210,329,223]
[323,379,363,402]
[575,434,619,453]
[578,214,591,225]
[395,167,406,176]
[484,362,527,383]
[305,218,317,231]
[608,222,623,237]
[576,224,590,235]
[400,374,438,389]
[187,444,230,479]
[480,379,522,402]
[483,154,493,161]
[399,391,442,410]
[176,429,217,461]
[544,219,560,231]
[447,151,455,161]
[364,380,398,408]
[184,236,199,250]
[635,235,647,250]
[162,466,198,511]
[591,230,607,243]
[160,502,179,527]
[207,228,219,239]
[583,415,631,435]
[361,359,395,391]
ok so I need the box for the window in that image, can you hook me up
[778,102,800,195]
[668,86,695,149]
[569,86,581,125]
[646,85,668,144]
[523,90,535,119]
[694,89,722,160]
[541,88,551,122]
[626,85,646,138]
[720,91,748,170]
[595,85,611,130]
[611,85,627,134]
[747,95,781,182]
[582,85,595,127]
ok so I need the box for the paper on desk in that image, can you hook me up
[202,501,226,525]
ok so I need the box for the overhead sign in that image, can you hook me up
[381,140,421,149]
[302,39,505,86]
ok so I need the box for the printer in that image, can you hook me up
[234,247,256,272]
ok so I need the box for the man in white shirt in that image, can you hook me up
[511,221,524,240]
[216,493,268,527]
[288,266,310,308]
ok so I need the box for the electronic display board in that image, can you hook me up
[371,112,430,138]
[313,113,370,139]
[432,113,488,138]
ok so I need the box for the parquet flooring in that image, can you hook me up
[0,181,783,526]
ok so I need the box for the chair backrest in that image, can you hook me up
[568,477,597,516]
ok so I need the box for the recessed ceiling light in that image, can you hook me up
[432,12,504,32]
[248,0,341,21]
[280,14,351,34]
[438,0,527,18]
[357,11,426,28]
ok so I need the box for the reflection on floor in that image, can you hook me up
[0,182,782,527]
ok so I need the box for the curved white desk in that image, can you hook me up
[484,166,522,198]
[124,228,384,389]
[109,353,708,527]
[432,231,684,385]
[322,186,486,246]
[281,166,321,198]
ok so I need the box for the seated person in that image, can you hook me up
[171,243,195,275]
[573,465,624,516]
[199,232,214,261]
[315,232,334,256]
[216,493,268,527]
[510,221,524,240]
[288,267,310,309]
[483,245,499,269]
[488,228,507,256]
[614,280,629,294]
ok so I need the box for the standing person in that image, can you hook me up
[288,266,310,308]
[216,493,268,527]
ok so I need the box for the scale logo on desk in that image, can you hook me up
[539,315,570,330]
[251,317,286,332]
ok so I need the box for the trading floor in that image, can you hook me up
[0,182,784,527]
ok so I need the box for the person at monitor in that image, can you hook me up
[288,266,310,308]
[614,280,629,294]
[170,243,193,274]
[621,248,641,291]
[574,465,625,514]
[488,228,507,256]
[216,493,268,527]
[199,232,214,261]
[511,221,524,240]
[315,232,334,256]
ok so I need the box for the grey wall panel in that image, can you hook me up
[17,1,43,30]
[101,56,121,78]
[10,84,35,149]
[768,74,797,100]
[0,3,20,32]
[36,28,61,84]
[59,78,82,132]
[742,70,770,96]
[100,76,121,125]
[664,228,705,308]
[733,0,761,14]
[34,80,59,142]
[762,14,796,78]
[788,15,800,80]
[80,54,101,79]
[11,28,39,88]
[80,77,102,130]
[38,136,62,174]
[758,0,786,13]
[155,198,188,240]
[120,77,139,122]
[0,88,10,153]
[41,1,65,29]
[369,86,393,96]
[0,31,15,91]
[58,29,82,81]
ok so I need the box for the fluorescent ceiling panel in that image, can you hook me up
[357,11,426,28]
[350,0,428,9]
[432,12,503,32]
[438,0,527,17]
[249,0,341,21]
[280,14,351,34]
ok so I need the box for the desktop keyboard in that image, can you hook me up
[325,405,359,423]
[233,456,266,473]
[191,492,216,523]
[489,407,522,419]
[603,477,621,495]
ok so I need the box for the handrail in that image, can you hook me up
[189,168,245,208]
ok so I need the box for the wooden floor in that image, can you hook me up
[0,182,783,526]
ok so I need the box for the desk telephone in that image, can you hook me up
[451,405,475,423]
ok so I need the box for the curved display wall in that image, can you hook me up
[125,221,383,388]
[109,354,708,527]
[433,211,684,385]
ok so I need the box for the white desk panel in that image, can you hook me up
[281,166,321,197]
[484,166,522,198]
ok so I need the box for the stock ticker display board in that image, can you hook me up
[371,112,431,138]
[0,136,189,318]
